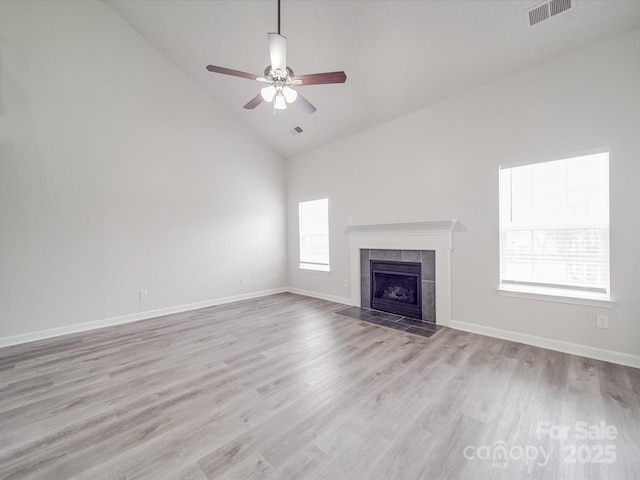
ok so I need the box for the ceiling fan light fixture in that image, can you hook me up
[283,86,298,103]
[261,85,276,102]
[274,93,287,110]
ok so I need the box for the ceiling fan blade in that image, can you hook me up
[206,65,261,81]
[243,93,264,110]
[294,71,347,86]
[268,33,287,75]
[295,92,317,114]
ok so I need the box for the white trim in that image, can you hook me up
[299,264,331,273]
[346,220,457,327]
[497,287,615,308]
[286,287,352,306]
[0,288,287,349]
[345,220,457,236]
[450,319,640,369]
[3,289,637,370]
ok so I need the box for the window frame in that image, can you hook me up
[497,149,614,306]
[298,197,330,273]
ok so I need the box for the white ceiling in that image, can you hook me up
[105,0,640,159]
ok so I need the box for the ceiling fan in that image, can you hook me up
[205,0,346,114]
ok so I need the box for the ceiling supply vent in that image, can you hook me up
[290,126,303,136]
[528,3,549,26]
[526,0,571,27]
[550,0,571,17]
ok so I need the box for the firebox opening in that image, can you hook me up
[370,260,422,319]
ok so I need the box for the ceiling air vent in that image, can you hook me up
[526,0,571,27]
[528,3,549,26]
[550,0,571,17]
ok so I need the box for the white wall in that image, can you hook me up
[287,28,640,361]
[0,0,287,340]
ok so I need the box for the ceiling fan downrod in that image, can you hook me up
[277,0,281,35]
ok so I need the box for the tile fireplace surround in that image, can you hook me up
[346,220,457,327]
[361,248,435,322]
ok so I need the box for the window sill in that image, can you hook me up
[299,266,331,274]
[496,286,615,308]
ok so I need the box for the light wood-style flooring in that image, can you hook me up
[1,293,639,479]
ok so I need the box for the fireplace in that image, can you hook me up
[346,220,457,326]
[370,260,422,319]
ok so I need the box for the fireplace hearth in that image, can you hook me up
[371,260,422,319]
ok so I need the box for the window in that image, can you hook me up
[299,198,330,272]
[499,151,610,301]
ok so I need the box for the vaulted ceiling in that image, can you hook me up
[105,0,640,158]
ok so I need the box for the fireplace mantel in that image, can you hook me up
[346,220,457,327]
[345,220,457,237]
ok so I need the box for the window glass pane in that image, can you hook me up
[299,198,329,271]
[499,152,609,299]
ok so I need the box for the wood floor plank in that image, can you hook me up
[1,293,639,479]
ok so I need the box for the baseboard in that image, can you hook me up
[286,288,352,306]
[8,291,635,369]
[450,319,640,369]
[0,288,288,349]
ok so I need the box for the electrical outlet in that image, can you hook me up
[239,277,244,285]
[343,279,348,287]
[139,289,148,300]
[596,314,609,329]
[273,273,278,280]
